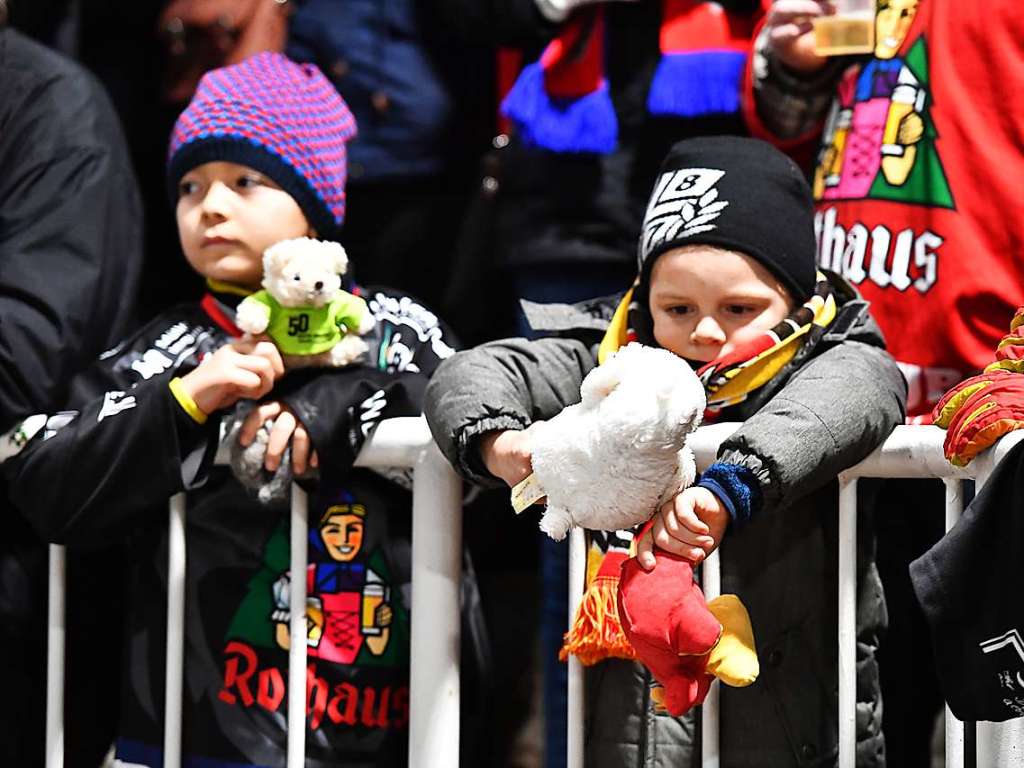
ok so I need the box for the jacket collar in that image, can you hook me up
[200,280,253,337]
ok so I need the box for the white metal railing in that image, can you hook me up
[567,423,1024,768]
[45,416,462,768]
[43,420,1024,768]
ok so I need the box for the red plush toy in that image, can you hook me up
[618,549,757,715]
[618,553,718,711]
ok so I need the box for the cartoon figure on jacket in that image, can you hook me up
[272,501,394,661]
[813,0,953,208]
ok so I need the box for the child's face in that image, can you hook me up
[176,161,312,290]
[648,245,794,364]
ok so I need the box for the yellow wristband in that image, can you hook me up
[168,377,208,425]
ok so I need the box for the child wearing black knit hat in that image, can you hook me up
[1,53,477,767]
[425,136,906,766]
[630,136,829,559]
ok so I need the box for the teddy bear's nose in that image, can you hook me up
[314,281,323,291]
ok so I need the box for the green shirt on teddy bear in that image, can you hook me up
[244,290,369,356]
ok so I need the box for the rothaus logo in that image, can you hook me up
[816,207,944,295]
[640,168,728,267]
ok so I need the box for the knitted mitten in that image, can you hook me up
[934,306,1024,466]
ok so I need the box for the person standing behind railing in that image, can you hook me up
[0,6,144,766]
[425,136,907,767]
[0,52,481,768]
[746,3,1024,763]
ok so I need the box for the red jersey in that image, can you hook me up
[752,0,1024,419]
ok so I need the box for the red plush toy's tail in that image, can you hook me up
[654,657,715,716]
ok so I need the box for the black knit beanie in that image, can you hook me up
[637,136,817,303]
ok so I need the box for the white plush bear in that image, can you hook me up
[236,237,375,368]
[528,342,707,540]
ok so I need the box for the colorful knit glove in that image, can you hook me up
[933,308,1024,467]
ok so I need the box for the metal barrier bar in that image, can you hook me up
[287,485,309,768]
[943,479,965,768]
[162,422,465,768]
[37,417,459,768]
[837,477,858,768]
[850,425,1024,479]
[42,421,1024,767]
[46,544,65,768]
[165,493,187,768]
[567,528,586,768]
[701,550,721,768]
[352,418,465,768]
[565,425,1024,767]
[407,440,463,768]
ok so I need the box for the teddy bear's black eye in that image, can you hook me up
[293,275,301,281]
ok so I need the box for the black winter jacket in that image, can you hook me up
[1,288,471,768]
[0,27,144,767]
[425,274,906,767]
[0,28,143,429]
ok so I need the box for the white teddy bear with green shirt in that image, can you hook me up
[236,237,374,368]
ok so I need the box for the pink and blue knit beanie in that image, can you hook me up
[167,52,357,237]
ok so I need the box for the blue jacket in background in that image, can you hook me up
[287,0,458,182]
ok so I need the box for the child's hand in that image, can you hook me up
[478,422,546,489]
[178,339,284,417]
[636,487,730,571]
[239,401,319,475]
[765,0,832,74]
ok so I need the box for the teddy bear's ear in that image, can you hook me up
[328,242,349,275]
[263,239,293,275]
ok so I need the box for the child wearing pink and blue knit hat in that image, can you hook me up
[163,51,361,433]
[168,51,356,240]
[1,51,473,768]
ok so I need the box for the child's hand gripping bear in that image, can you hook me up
[515,343,759,716]
[235,237,375,368]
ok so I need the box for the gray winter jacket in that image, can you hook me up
[425,274,906,767]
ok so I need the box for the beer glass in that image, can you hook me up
[361,583,387,636]
[813,0,875,56]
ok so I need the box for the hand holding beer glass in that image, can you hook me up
[766,1,875,73]
[813,0,875,56]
